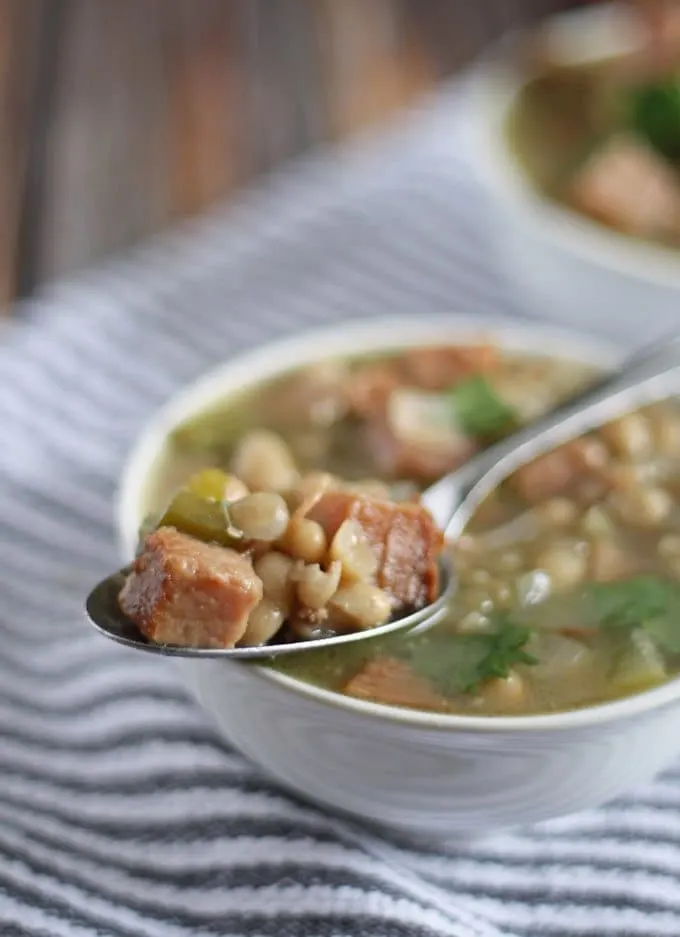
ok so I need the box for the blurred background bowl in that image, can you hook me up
[464,2,680,348]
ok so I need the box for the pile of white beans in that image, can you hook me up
[452,403,680,632]
[217,429,399,646]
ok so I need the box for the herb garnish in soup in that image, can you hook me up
[137,343,680,716]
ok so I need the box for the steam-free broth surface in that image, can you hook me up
[141,345,680,715]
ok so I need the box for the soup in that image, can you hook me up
[508,19,680,249]
[135,343,680,716]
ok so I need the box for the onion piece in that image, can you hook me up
[386,388,468,453]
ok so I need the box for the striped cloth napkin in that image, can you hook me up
[1,93,679,937]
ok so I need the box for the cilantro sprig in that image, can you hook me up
[448,375,517,439]
[586,576,680,654]
[405,614,537,696]
[629,78,680,161]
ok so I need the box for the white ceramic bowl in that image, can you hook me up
[118,314,680,837]
[463,3,680,348]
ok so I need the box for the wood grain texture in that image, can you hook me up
[0,0,582,310]
[0,0,44,304]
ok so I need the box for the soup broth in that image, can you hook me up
[141,344,680,716]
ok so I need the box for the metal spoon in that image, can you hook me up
[86,333,680,660]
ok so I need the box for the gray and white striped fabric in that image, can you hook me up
[2,94,680,937]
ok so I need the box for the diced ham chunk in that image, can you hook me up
[343,657,449,710]
[511,445,581,503]
[365,418,477,482]
[511,438,610,504]
[306,491,443,610]
[119,527,263,648]
[568,135,680,239]
[348,345,499,414]
[347,363,400,418]
[401,344,499,391]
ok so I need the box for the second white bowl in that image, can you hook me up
[462,3,680,348]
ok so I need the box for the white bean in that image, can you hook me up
[659,534,680,558]
[253,551,295,610]
[536,497,578,526]
[609,463,648,491]
[294,560,342,610]
[589,538,632,582]
[535,540,587,589]
[600,412,652,460]
[330,519,378,582]
[328,582,392,630]
[240,599,285,646]
[577,436,610,470]
[231,430,299,492]
[611,486,673,527]
[479,670,527,711]
[580,505,614,538]
[230,492,290,541]
[648,404,680,457]
[283,517,327,563]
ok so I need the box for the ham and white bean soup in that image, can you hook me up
[133,345,680,716]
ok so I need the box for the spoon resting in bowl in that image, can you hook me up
[86,333,680,660]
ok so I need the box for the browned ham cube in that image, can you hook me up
[119,527,263,648]
[343,657,449,711]
[510,437,610,504]
[306,491,443,611]
[568,134,680,239]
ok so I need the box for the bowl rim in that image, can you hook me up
[117,312,680,733]
[461,1,680,290]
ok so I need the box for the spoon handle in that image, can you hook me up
[443,346,680,538]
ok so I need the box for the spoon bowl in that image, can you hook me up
[85,556,455,659]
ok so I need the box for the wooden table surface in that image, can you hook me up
[1,0,578,310]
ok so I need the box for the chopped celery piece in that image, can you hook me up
[387,389,460,448]
[158,490,244,548]
[171,406,252,454]
[185,468,232,502]
[610,629,667,696]
[448,375,517,438]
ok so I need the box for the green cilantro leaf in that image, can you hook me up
[448,375,517,438]
[629,78,680,160]
[405,614,537,696]
[585,576,680,654]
